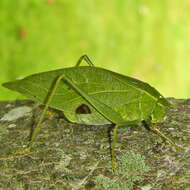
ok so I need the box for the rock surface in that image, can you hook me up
[0,98,190,189]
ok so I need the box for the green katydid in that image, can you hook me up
[2,55,182,169]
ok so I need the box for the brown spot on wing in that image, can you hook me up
[75,104,91,114]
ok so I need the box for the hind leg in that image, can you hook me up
[75,54,94,67]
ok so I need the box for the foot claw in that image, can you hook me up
[14,147,31,155]
[174,144,184,151]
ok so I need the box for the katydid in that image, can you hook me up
[2,55,182,169]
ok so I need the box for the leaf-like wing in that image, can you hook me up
[2,66,171,124]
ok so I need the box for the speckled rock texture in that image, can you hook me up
[0,98,190,190]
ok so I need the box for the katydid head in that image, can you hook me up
[151,97,171,122]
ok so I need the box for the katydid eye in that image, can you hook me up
[75,104,91,114]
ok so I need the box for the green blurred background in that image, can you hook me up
[1,0,190,100]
